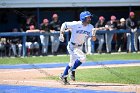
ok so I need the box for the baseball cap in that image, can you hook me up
[129,12,135,17]
[52,14,58,18]
[120,18,125,22]
[43,19,49,23]
[111,15,116,20]
[99,16,105,20]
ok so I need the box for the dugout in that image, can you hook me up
[0,0,140,54]
[0,0,140,32]
[0,7,140,32]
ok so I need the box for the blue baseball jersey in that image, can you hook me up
[63,21,93,45]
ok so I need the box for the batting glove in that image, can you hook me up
[59,34,64,42]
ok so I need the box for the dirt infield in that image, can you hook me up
[0,63,140,93]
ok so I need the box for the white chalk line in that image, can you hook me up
[2,79,51,84]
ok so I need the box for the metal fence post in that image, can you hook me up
[22,33,26,57]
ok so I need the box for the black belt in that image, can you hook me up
[71,42,82,46]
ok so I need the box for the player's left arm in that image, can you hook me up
[91,28,98,41]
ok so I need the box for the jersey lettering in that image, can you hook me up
[76,30,90,36]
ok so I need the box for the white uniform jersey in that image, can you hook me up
[64,21,93,45]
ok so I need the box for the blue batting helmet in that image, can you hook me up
[80,11,92,22]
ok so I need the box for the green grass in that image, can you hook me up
[87,53,140,61]
[0,56,70,64]
[76,66,140,84]
[44,66,140,84]
[0,53,140,64]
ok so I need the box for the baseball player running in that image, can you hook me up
[59,11,96,85]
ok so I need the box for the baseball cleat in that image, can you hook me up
[70,71,75,81]
[59,74,70,85]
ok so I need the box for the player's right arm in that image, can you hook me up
[59,21,79,42]
[59,22,68,42]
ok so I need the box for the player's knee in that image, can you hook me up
[34,42,39,49]
[18,44,22,48]
[79,56,86,62]
[69,62,74,67]
[29,43,34,49]
[101,39,104,43]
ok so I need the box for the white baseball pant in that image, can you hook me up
[67,42,86,67]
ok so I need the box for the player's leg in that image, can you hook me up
[59,42,72,84]
[71,48,85,71]
[45,36,49,54]
[133,32,138,52]
[61,55,72,77]
[60,54,76,84]
[126,33,131,52]
[54,35,60,53]
[59,66,70,85]
[87,37,92,54]
[106,33,113,53]
[18,44,22,56]
[85,37,92,54]
[40,35,45,54]
[105,33,110,53]
[41,35,49,55]
[28,42,34,56]
[109,33,114,52]
[97,35,104,53]
[116,34,121,52]
[100,35,104,53]
[69,55,77,81]
[138,34,140,51]
[33,42,40,56]
[11,44,17,56]
[62,42,77,81]
[70,47,86,81]
[50,35,55,54]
